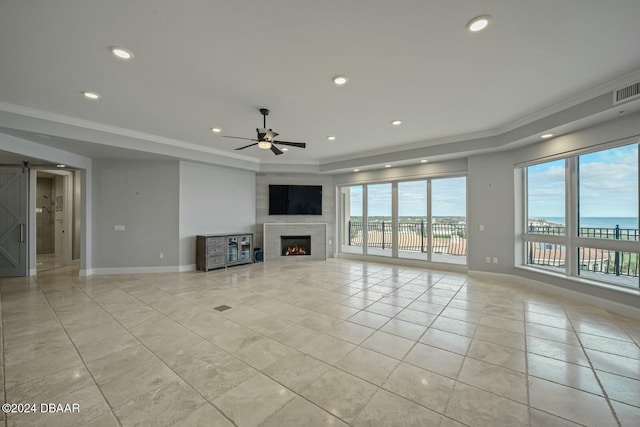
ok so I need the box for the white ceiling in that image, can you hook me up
[1,1,640,170]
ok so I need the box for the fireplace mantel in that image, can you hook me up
[263,223,327,261]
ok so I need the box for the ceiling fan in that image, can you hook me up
[224,108,307,155]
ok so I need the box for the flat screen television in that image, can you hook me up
[269,185,322,215]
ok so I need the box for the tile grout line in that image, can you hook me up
[144,267,472,426]
[522,293,533,427]
[69,281,242,427]
[100,275,361,427]
[563,311,623,427]
[440,278,490,425]
[30,277,125,427]
[16,261,635,426]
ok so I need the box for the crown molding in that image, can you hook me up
[0,101,259,164]
[319,68,640,167]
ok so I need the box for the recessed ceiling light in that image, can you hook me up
[327,136,336,141]
[56,164,66,168]
[281,147,289,151]
[391,120,403,126]
[467,15,490,32]
[211,128,221,133]
[541,133,554,139]
[82,91,100,100]
[333,75,348,85]
[384,164,391,168]
[109,46,134,60]
[353,168,360,172]
[420,159,428,163]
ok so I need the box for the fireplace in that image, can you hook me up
[281,235,311,256]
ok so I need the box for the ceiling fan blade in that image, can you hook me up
[273,140,306,148]
[224,136,258,141]
[270,145,283,155]
[234,143,259,150]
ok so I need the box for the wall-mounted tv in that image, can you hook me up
[269,185,322,215]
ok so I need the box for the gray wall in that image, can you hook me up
[467,151,516,274]
[256,173,335,257]
[92,159,179,269]
[178,161,256,267]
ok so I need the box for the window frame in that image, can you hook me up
[338,174,468,265]
[519,140,640,289]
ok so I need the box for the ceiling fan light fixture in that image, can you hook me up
[258,141,272,150]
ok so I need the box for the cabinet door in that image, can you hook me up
[227,236,239,263]
[239,235,252,262]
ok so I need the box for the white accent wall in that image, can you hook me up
[178,161,256,268]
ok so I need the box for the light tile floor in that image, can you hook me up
[1,259,639,426]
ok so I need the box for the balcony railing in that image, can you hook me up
[526,224,639,281]
[348,221,467,256]
[528,224,639,240]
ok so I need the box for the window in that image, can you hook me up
[339,176,467,265]
[521,142,639,289]
[578,144,638,241]
[527,159,565,235]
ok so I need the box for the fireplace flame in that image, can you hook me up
[284,245,307,256]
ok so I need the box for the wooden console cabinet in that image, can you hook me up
[196,234,253,271]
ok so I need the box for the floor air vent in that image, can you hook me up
[613,82,640,105]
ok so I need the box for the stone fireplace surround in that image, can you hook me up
[263,223,327,261]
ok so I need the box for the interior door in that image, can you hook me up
[0,167,28,276]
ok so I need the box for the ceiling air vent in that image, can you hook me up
[613,82,640,105]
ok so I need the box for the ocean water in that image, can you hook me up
[540,217,638,229]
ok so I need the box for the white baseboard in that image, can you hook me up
[29,268,37,276]
[468,270,640,320]
[179,264,196,272]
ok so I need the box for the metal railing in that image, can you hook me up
[526,224,639,280]
[528,224,639,240]
[578,248,638,277]
[348,221,467,256]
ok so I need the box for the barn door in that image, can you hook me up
[0,167,28,276]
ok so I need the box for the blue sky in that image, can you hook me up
[527,143,638,218]
[348,177,466,217]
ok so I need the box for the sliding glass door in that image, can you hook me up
[366,183,392,257]
[430,177,467,264]
[338,176,467,265]
[340,185,363,254]
[398,180,428,260]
